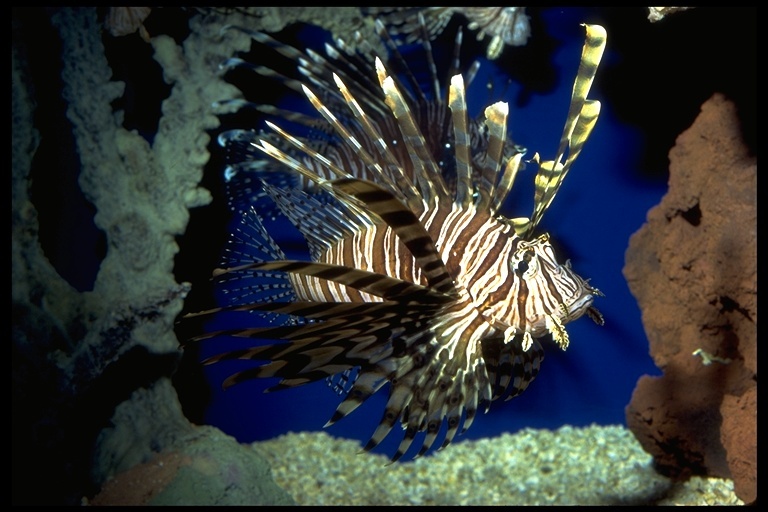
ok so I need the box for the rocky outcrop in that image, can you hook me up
[624,94,756,505]
[11,7,275,505]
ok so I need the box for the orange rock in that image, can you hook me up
[623,94,756,505]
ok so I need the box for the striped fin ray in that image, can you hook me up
[209,206,297,320]
[220,26,354,110]
[261,117,404,197]
[447,74,473,208]
[341,322,493,462]
[323,334,425,428]
[392,362,483,461]
[253,133,426,271]
[199,303,441,392]
[318,41,380,105]
[372,18,429,105]
[261,121,352,181]
[475,101,508,212]
[294,82,412,201]
[416,362,469,457]
[214,297,493,462]
[257,120,458,297]
[329,330,440,445]
[364,7,454,45]
[212,260,453,303]
[440,20,481,92]
[526,24,606,235]
[215,129,301,219]
[187,299,441,343]
[216,56,305,97]
[213,97,328,132]
[350,300,497,462]
[253,138,375,225]
[461,100,526,217]
[215,34,350,131]
[375,58,451,207]
[329,73,423,208]
[491,152,524,215]
[259,183,361,260]
[255,123,412,251]
[340,30,442,165]
[553,24,607,165]
[183,298,427,328]
[416,12,441,102]
[482,335,545,401]
[300,47,390,121]
[445,23,464,88]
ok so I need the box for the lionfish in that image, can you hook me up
[366,7,531,59]
[185,20,607,462]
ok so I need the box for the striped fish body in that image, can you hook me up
[187,21,607,461]
[295,204,594,342]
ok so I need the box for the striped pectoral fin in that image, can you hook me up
[197,299,438,348]
[389,372,445,462]
[218,352,352,392]
[482,335,545,402]
[391,423,422,463]
[417,406,447,458]
[187,301,420,326]
[355,331,437,457]
[182,301,402,345]
[329,178,458,296]
[254,300,428,322]
[415,370,463,457]
[195,314,356,355]
[325,366,389,428]
[459,362,492,435]
[200,325,397,392]
[441,360,493,448]
[361,376,416,455]
[214,260,452,303]
[196,299,445,399]
[189,321,324,344]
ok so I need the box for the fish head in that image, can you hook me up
[508,233,603,342]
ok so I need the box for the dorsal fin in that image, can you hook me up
[447,74,473,208]
[375,58,450,206]
[524,24,607,237]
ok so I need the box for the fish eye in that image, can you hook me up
[512,249,535,277]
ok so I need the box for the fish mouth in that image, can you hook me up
[525,293,595,338]
[565,293,596,321]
